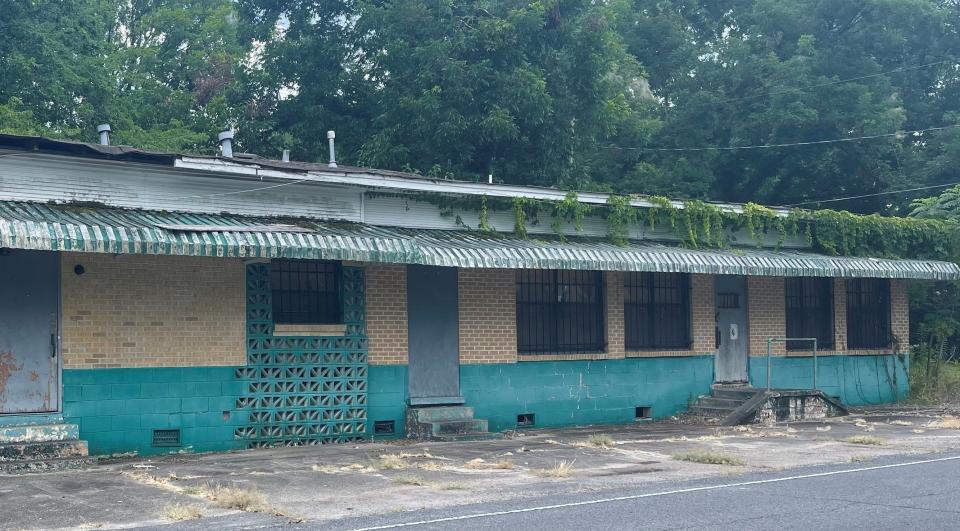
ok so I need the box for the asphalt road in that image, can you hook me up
[146,452,960,531]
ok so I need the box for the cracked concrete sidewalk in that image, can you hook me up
[4,407,960,530]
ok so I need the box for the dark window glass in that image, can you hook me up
[785,278,834,350]
[624,273,691,350]
[270,260,342,324]
[516,270,604,354]
[846,278,891,349]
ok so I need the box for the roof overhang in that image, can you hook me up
[1,201,957,280]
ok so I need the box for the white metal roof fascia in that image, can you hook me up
[174,156,787,216]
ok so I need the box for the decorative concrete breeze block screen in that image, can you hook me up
[234,264,368,447]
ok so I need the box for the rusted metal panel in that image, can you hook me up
[0,249,59,414]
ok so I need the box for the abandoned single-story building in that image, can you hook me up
[0,130,957,458]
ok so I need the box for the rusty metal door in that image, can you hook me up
[0,250,59,413]
[714,275,748,383]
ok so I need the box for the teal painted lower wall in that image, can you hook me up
[61,353,908,455]
[62,367,247,456]
[368,356,716,434]
[747,354,909,406]
[462,357,715,431]
[368,365,409,438]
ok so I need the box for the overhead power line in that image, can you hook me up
[784,182,960,207]
[609,123,960,152]
[716,58,956,105]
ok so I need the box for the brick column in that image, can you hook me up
[605,272,625,358]
[833,278,847,352]
[365,264,409,365]
[891,279,909,351]
[748,276,786,355]
[691,274,715,353]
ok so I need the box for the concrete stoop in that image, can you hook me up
[690,387,848,426]
[0,421,93,474]
[405,406,501,441]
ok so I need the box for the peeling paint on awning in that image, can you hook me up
[1,201,957,280]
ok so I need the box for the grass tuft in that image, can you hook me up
[203,484,268,512]
[673,451,746,466]
[162,504,203,521]
[532,460,575,478]
[586,434,615,448]
[844,435,884,446]
[849,455,871,463]
[393,475,427,486]
[373,454,409,470]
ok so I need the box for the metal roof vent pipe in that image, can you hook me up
[282,149,290,162]
[218,130,234,158]
[327,130,337,168]
[97,124,111,146]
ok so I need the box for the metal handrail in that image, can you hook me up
[765,337,818,391]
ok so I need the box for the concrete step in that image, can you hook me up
[0,423,80,444]
[428,419,489,437]
[711,387,761,400]
[408,406,475,423]
[430,432,503,442]
[688,406,738,417]
[696,397,747,410]
[0,456,96,474]
[0,439,89,462]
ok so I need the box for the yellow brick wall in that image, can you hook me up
[459,268,518,364]
[748,276,786,355]
[891,279,910,352]
[833,277,848,352]
[365,264,409,365]
[60,252,246,368]
[605,272,626,358]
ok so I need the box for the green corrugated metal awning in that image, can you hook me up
[1,201,958,280]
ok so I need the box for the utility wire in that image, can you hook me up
[784,182,960,207]
[608,123,960,152]
[715,58,956,105]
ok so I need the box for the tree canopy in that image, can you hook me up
[2,0,960,212]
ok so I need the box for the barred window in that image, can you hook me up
[270,260,342,324]
[624,273,691,350]
[516,270,605,354]
[846,278,891,349]
[785,278,834,350]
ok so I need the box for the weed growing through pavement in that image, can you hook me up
[673,451,746,466]
[532,460,575,478]
[844,435,884,446]
[162,504,203,521]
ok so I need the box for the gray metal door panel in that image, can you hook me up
[0,250,59,413]
[407,265,461,402]
[714,275,748,383]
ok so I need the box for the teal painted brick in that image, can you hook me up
[111,415,141,431]
[81,384,112,401]
[111,383,141,399]
[80,416,113,433]
[139,414,171,429]
[63,385,82,402]
[180,397,209,412]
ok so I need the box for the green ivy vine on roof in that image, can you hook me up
[363,190,955,260]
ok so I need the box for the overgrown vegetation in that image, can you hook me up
[844,436,885,446]
[673,451,746,466]
[162,504,203,521]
